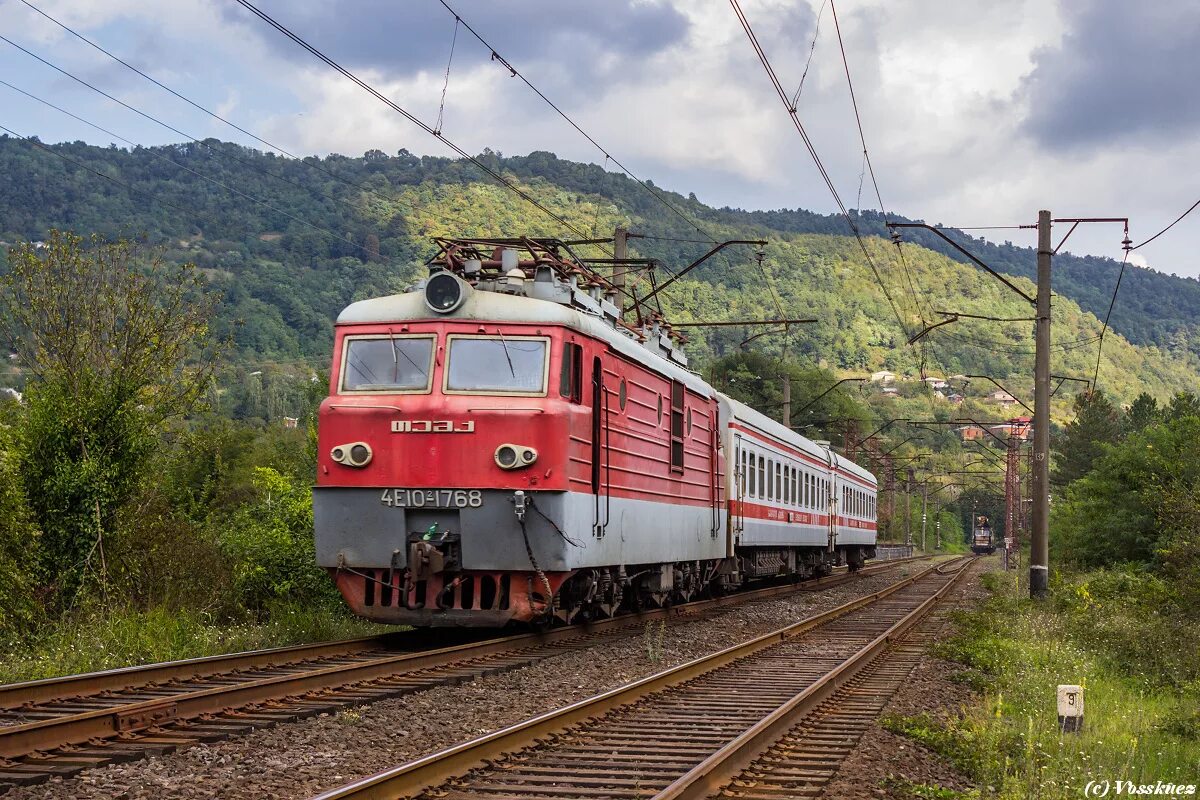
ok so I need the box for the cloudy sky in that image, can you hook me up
[1,0,1197,276]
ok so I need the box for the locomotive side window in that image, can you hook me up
[445,335,549,395]
[340,334,435,393]
[559,341,582,402]
[670,380,685,473]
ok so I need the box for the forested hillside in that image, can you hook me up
[1,136,1196,405]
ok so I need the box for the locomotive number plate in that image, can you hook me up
[380,489,483,509]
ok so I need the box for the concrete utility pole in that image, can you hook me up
[1031,210,1052,598]
[904,468,914,547]
[921,483,928,552]
[935,496,942,550]
[612,225,628,279]
[781,377,791,428]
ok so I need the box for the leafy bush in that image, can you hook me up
[0,422,39,633]
[220,467,339,612]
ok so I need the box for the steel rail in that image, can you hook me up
[0,557,918,713]
[0,637,389,711]
[309,558,966,800]
[0,556,929,765]
[652,557,974,799]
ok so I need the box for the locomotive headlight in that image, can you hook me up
[425,270,469,314]
[331,441,373,468]
[495,443,537,470]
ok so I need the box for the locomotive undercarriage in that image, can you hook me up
[332,542,875,627]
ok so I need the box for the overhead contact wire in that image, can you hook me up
[14,0,416,213]
[0,80,374,258]
[232,1,609,255]
[728,0,913,342]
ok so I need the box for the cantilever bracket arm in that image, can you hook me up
[888,222,1036,305]
[965,375,1034,415]
[625,239,768,312]
[1050,374,1092,397]
[908,315,959,345]
[792,377,867,418]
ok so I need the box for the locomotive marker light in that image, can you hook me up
[425,270,470,314]
[1057,684,1084,733]
[330,441,373,468]
[495,443,538,469]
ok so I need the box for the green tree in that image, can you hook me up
[1054,415,1200,567]
[1051,391,1121,489]
[0,231,222,607]
[1164,391,1200,422]
[1123,391,1160,434]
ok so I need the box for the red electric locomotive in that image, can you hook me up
[314,238,876,627]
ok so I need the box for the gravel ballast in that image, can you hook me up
[5,560,941,800]
[820,557,995,799]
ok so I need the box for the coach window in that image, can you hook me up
[774,462,782,504]
[445,334,549,395]
[766,458,774,501]
[757,454,766,499]
[341,334,435,393]
[559,341,582,402]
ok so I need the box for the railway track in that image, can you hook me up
[0,556,927,791]
[309,557,975,800]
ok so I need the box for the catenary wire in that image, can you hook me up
[789,0,827,109]
[0,79,376,258]
[9,2,420,215]
[434,0,720,248]
[1132,197,1200,250]
[829,0,926,327]
[728,0,914,342]
[232,0,696,312]
[0,34,378,213]
[232,1,608,252]
[1090,248,1131,390]
[432,0,787,319]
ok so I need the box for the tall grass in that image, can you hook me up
[0,603,391,684]
[885,571,1200,799]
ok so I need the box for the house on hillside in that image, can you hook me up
[923,376,949,390]
[987,389,1017,407]
[947,393,965,404]
[992,416,1032,440]
[959,424,985,442]
[870,370,896,384]
[880,385,900,399]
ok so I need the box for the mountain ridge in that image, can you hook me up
[0,137,1195,405]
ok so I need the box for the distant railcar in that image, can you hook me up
[971,515,995,554]
[313,238,878,627]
